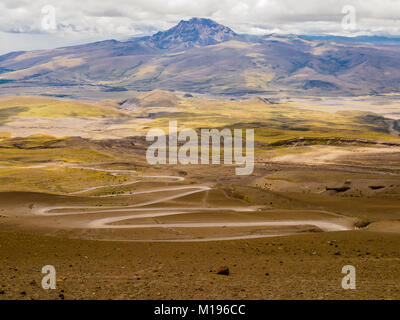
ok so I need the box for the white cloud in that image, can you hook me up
[1,0,400,53]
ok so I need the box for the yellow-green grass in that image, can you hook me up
[0,134,64,148]
[0,96,125,122]
[149,97,400,145]
[243,71,275,90]
[0,135,113,163]
[0,132,11,140]
[0,167,130,194]
[0,148,112,164]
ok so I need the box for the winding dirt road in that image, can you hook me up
[31,165,352,241]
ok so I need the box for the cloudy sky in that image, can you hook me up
[1,0,400,54]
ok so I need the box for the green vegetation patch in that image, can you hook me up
[0,135,113,163]
[0,96,125,120]
[0,167,130,194]
[149,97,400,146]
[0,106,29,123]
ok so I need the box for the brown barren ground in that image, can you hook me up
[1,149,400,300]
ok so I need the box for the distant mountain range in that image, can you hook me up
[1,17,400,96]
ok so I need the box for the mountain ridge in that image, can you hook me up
[139,17,238,50]
[1,17,400,97]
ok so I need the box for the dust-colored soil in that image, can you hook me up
[1,144,400,300]
[0,229,399,300]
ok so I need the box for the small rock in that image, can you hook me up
[216,266,229,276]
[369,185,385,190]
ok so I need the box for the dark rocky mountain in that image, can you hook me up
[1,18,400,96]
[143,17,238,49]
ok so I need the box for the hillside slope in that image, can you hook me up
[1,18,400,96]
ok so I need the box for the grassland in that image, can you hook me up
[0,166,130,194]
[0,93,399,198]
[0,96,125,123]
[142,96,400,147]
[0,135,112,163]
[0,93,398,145]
